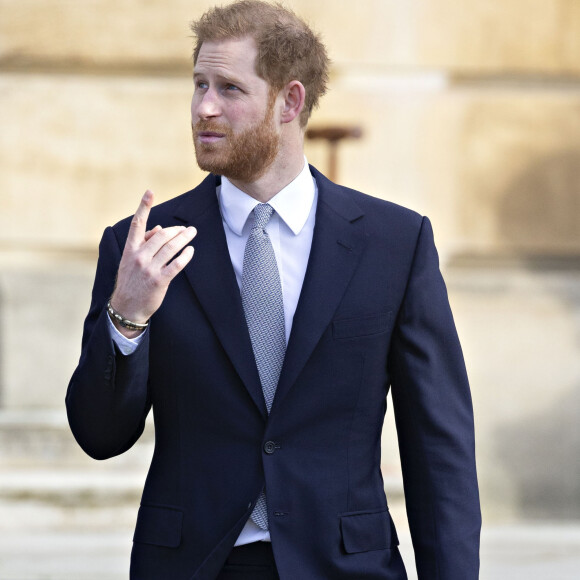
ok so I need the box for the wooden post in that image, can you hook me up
[305,126,363,182]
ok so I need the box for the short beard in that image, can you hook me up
[192,101,280,183]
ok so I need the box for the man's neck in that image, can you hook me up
[228,144,305,203]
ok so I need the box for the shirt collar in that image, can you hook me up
[218,158,315,236]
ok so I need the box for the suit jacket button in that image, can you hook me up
[264,441,277,455]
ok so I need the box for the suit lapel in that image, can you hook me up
[172,168,366,419]
[271,167,367,415]
[174,175,267,418]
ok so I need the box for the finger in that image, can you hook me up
[144,225,162,242]
[151,227,197,270]
[152,226,197,267]
[162,244,195,281]
[142,225,193,259]
[127,190,154,246]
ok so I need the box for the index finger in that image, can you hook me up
[128,190,154,245]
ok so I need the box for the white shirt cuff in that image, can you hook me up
[106,310,147,356]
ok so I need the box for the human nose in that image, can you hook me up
[193,89,221,120]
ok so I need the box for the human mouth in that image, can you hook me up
[197,131,225,144]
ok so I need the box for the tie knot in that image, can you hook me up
[253,203,274,230]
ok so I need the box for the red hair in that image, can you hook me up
[191,1,330,127]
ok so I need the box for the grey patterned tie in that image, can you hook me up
[241,203,286,530]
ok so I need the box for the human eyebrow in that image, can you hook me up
[193,72,247,93]
[219,74,246,90]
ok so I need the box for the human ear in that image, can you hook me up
[280,80,306,124]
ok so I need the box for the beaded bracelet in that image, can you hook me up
[106,300,149,331]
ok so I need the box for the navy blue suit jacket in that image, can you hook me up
[66,166,481,579]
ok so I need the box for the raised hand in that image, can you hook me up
[109,190,196,337]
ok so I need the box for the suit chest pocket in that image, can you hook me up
[333,312,393,340]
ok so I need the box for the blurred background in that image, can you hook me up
[1,0,579,578]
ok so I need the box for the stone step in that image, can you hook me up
[0,470,145,506]
[0,410,153,529]
[0,469,144,531]
[0,409,153,469]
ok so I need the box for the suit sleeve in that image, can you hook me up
[65,226,151,460]
[388,217,481,579]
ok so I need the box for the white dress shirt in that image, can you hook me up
[107,159,318,545]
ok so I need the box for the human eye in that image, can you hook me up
[224,83,240,92]
[194,78,208,90]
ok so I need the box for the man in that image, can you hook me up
[66,1,481,579]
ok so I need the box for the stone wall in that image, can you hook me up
[1,0,579,522]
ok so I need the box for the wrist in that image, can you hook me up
[107,300,149,336]
[110,316,146,339]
